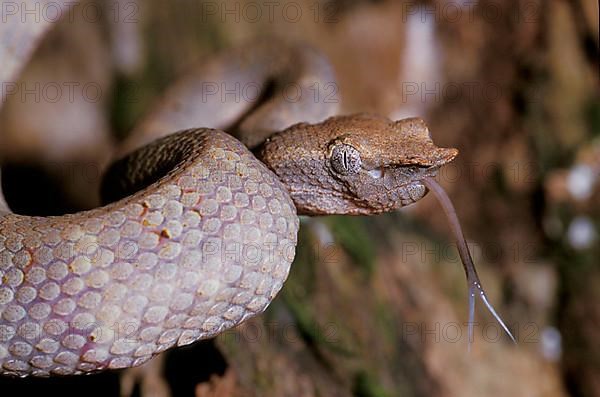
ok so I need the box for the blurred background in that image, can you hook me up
[0,0,598,396]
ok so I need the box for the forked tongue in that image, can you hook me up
[421,177,516,351]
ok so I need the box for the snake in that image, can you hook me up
[0,19,514,378]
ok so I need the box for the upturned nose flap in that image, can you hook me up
[357,117,459,168]
[392,118,459,167]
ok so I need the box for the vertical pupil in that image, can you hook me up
[343,150,348,169]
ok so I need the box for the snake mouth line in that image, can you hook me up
[366,164,440,183]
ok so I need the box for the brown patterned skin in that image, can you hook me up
[258,114,458,215]
[0,18,458,376]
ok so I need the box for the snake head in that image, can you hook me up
[258,114,458,215]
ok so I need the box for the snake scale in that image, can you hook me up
[0,14,513,378]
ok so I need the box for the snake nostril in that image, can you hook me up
[367,168,384,179]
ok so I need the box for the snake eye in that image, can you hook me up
[330,144,361,175]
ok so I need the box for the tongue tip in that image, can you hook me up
[422,176,517,349]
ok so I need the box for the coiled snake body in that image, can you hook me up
[1,26,494,377]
